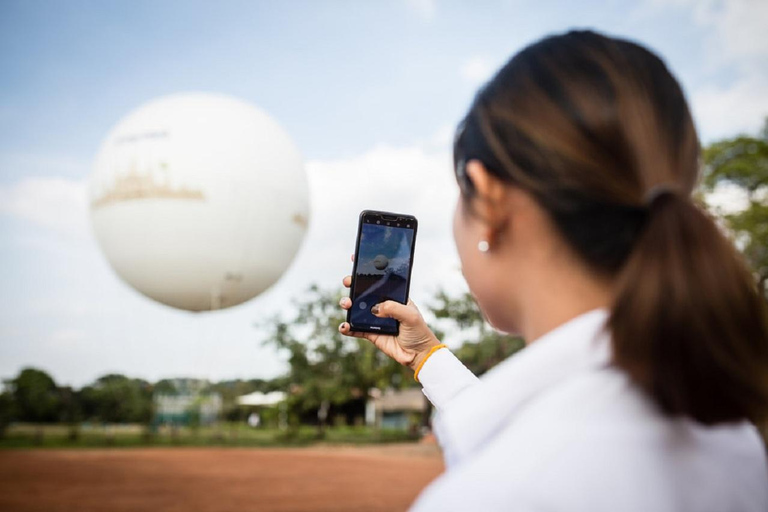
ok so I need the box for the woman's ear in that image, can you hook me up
[465,159,510,228]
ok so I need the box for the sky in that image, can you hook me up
[1,0,767,388]
[356,224,414,276]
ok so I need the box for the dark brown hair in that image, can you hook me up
[454,30,768,425]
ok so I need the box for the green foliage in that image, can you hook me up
[11,368,61,423]
[79,374,153,424]
[703,136,768,194]
[0,390,14,437]
[430,290,525,376]
[57,386,82,425]
[0,423,415,449]
[702,118,768,297]
[152,379,178,395]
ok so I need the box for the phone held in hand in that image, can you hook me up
[347,210,418,336]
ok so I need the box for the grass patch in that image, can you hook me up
[0,423,419,449]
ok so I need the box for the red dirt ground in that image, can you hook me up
[0,444,444,512]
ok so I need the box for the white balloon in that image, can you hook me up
[89,92,309,311]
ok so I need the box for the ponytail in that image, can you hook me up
[610,193,768,424]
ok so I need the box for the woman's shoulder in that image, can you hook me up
[490,366,767,510]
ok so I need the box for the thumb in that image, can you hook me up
[372,300,415,323]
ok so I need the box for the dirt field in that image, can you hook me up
[0,444,444,512]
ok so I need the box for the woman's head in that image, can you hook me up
[453,30,768,425]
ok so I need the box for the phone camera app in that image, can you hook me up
[349,217,415,332]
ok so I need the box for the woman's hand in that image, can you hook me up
[338,254,441,372]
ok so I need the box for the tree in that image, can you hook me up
[11,368,60,423]
[0,386,15,437]
[58,386,82,424]
[702,118,768,299]
[80,374,152,424]
[429,290,525,376]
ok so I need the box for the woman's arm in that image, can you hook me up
[337,271,478,406]
[338,267,480,463]
[417,348,479,411]
[415,347,480,467]
[338,293,480,465]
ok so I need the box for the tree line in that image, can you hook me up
[0,368,282,434]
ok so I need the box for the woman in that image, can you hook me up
[339,30,768,511]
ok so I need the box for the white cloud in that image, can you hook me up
[687,0,768,140]
[0,176,89,237]
[637,0,768,142]
[274,143,466,304]
[683,0,768,67]
[691,76,768,141]
[0,153,88,179]
[460,56,498,86]
[47,328,87,349]
[704,180,750,216]
[405,0,437,21]
[638,0,768,66]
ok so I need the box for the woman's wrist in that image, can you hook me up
[407,338,444,372]
[411,343,448,383]
[406,339,438,370]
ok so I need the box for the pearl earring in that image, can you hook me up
[478,240,490,253]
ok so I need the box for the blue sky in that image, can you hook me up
[2,0,759,173]
[1,0,766,387]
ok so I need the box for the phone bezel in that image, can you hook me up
[346,209,418,336]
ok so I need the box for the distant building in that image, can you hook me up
[368,388,429,430]
[153,378,222,426]
[236,391,286,407]
[236,391,287,429]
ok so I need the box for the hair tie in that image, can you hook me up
[644,185,677,207]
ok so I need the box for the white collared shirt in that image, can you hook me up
[411,309,768,512]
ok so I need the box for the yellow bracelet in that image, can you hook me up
[414,344,448,383]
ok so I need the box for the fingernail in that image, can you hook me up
[339,298,345,307]
[371,305,379,315]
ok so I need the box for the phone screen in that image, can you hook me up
[348,211,417,334]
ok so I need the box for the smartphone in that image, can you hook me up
[347,210,418,335]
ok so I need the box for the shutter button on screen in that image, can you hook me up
[359,301,367,309]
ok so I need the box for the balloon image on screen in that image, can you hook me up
[349,223,414,331]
